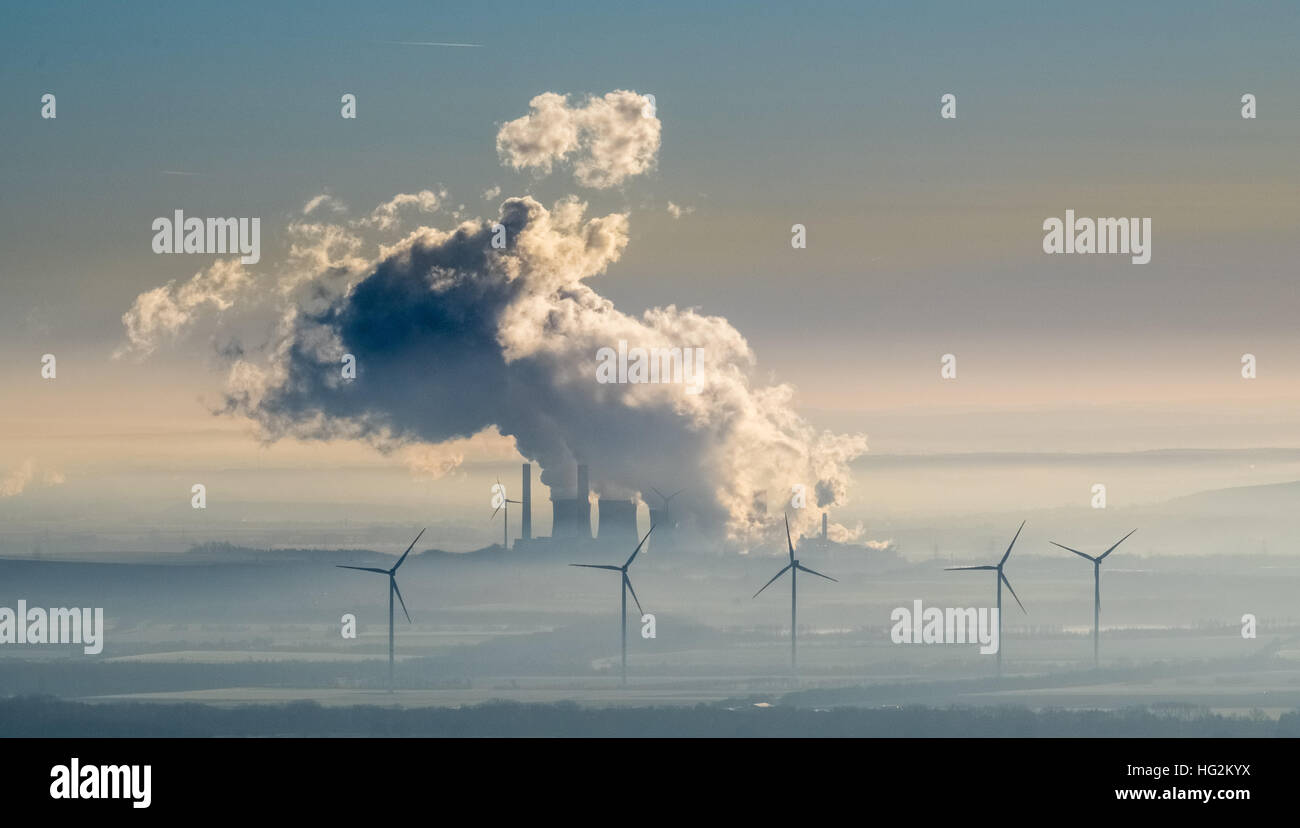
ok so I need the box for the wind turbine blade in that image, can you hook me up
[337,565,389,574]
[944,565,996,571]
[784,514,795,562]
[624,524,655,569]
[392,528,425,572]
[651,486,666,502]
[753,564,793,598]
[506,499,521,504]
[1099,528,1137,561]
[1001,572,1026,614]
[624,574,643,615]
[1050,541,1096,562]
[490,503,503,521]
[392,578,411,623]
[665,488,684,502]
[570,564,622,571]
[1000,521,1025,566]
[796,563,837,582]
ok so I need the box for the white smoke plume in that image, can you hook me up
[363,189,445,230]
[496,90,661,189]
[121,91,866,546]
[118,259,251,357]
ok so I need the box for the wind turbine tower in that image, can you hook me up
[571,525,655,685]
[337,529,424,692]
[1051,528,1137,667]
[753,514,837,674]
[491,477,521,550]
[945,521,1027,676]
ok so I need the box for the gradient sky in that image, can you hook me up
[2,1,1298,542]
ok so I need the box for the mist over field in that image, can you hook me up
[2,469,1298,736]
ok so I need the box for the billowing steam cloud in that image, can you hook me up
[118,259,250,357]
[496,91,661,189]
[123,90,867,545]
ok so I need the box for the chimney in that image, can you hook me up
[521,463,532,540]
[577,464,591,538]
[821,512,828,541]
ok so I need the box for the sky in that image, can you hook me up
[1,1,1298,549]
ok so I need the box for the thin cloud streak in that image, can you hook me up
[376,40,484,48]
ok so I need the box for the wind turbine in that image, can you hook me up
[945,521,1026,675]
[1051,528,1137,667]
[490,477,520,550]
[337,528,424,693]
[753,514,837,674]
[650,486,684,522]
[571,524,654,686]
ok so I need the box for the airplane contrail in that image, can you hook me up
[377,40,484,48]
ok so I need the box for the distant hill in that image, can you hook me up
[182,541,460,566]
[1161,479,1300,515]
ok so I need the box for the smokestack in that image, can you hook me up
[521,463,532,541]
[822,512,828,541]
[577,463,591,538]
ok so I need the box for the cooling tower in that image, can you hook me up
[549,462,593,539]
[597,498,639,548]
[551,498,590,539]
[521,463,532,541]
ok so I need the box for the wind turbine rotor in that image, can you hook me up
[1000,571,1026,613]
[391,577,411,623]
[392,528,425,573]
[753,563,793,598]
[623,574,643,615]
[1099,528,1138,561]
[795,563,837,582]
[1000,521,1025,566]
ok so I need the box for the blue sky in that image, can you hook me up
[1,2,1299,536]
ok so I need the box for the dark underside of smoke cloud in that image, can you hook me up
[238,201,724,518]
